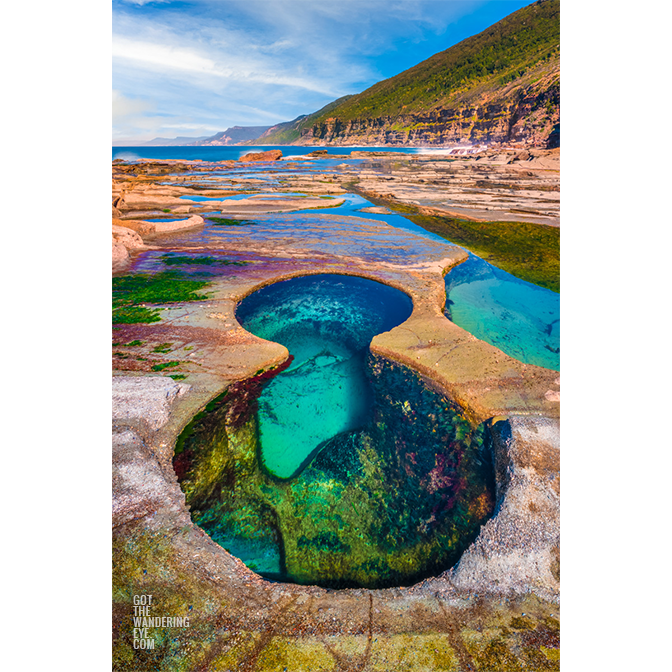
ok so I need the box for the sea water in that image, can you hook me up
[112,145,417,162]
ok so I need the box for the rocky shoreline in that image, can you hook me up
[112,150,560,670]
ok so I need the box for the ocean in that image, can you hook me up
[112,145,433,162]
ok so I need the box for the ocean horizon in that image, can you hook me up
[112,145,457,162]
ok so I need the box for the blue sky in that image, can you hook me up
[113,0,535,144]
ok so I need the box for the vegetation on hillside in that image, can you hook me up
[246,95,355,145]
[260,0,559,145]
[318,0,559,123]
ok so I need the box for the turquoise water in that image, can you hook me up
[236,274,413,479]
[445,255,559,370]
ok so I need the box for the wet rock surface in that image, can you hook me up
[112,152,560,670]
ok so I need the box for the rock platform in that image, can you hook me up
[112,152,560,670]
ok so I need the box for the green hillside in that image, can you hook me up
[260,0,559,146]
[246,95,355,145]
[318,0,557,121]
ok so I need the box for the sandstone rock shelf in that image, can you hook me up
[112,150,560,670]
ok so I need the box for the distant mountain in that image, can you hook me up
[260,0,559,147]
[191,125,273,146]
[138,125,273,147]
[244,97,355,145]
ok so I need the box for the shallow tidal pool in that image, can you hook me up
[445,255,560,371]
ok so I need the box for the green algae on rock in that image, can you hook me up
[161,253,250,266]
[413,212,559,293]
[112,271,211,324]
[357,195,559,293]
[207,216,257,226]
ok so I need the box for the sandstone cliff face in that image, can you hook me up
[301,75,559,148]
[291,0,560,151]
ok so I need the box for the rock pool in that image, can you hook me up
[236,274,414,479]
[173,274,496,588]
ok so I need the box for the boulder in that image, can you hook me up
[112,218,148,236]
[237,150,283,163]
[112,224,144,249]
[112,239,129,269]
[170,205,192,214]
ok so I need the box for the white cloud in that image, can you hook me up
[113,35,338,95]
[113,37,219,75]
[111,0,517,143]
[112,89,154,121]
[162,122,224,131]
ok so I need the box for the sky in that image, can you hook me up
[113,0,535,144]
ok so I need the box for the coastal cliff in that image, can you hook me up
[260,0,559,148]
[301,72,559,147]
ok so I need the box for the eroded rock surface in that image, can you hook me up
[112,376,191,431]
[112,224,144,249]
[112,239,129,271]
[111,153,560,670]
[442,417,560,601]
